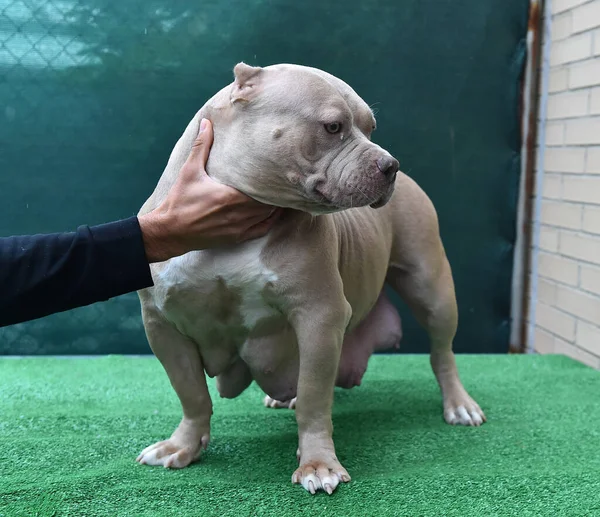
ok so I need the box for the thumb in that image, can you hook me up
[186,118,214,175]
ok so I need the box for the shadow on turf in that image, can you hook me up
[170,379,460,482]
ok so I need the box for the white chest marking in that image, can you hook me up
[156,238,280,330]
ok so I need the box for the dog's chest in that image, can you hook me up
[153,239,281,345]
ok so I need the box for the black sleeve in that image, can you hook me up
[0,216,154,328]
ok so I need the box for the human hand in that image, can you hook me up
[139,118,282,263]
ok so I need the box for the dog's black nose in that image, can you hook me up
[376,156,399,178]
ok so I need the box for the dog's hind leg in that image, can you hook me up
[385,178,486,426]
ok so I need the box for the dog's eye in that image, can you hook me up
[325,122,341,134]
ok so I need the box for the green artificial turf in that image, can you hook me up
[1,354,599,517]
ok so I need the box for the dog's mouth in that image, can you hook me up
[312,185,391,211]
[368,180,396,209]
[369,197,386,209]
[311,188,338,208]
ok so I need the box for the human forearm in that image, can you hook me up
[0,217,153,327]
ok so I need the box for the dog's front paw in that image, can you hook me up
[443,390,486,426]
[136,417,210,468]
[292,457,351,495]
[263,395,296,409]
[136,438,205,468]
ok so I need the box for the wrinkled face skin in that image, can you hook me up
[207,63,399,214]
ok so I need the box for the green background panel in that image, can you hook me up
[0,0,529,354]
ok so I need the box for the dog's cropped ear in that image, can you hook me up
[231,62,263,104]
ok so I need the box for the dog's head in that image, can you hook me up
[206,62,399,214]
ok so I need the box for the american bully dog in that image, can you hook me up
[136,62,486,495]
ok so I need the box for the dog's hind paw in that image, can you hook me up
[263,395,296,409]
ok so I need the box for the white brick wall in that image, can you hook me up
[553,0,592,15]
[568,59,600,88]
[532,0,600,369]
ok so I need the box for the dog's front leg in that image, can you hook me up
[136,297,212,468]
[290,301,352,495]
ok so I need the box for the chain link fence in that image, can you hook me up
[0,0,175,355]
[0,0,290,355]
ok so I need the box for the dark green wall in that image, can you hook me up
[0,0,529,354]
